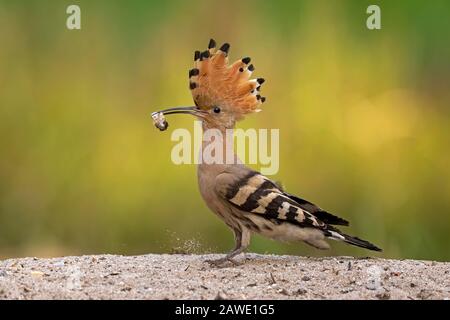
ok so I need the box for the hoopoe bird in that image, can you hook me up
[152,39,381,265]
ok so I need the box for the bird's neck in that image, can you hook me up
[198,122,240,173]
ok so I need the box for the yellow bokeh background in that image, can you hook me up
[1,0,449,260]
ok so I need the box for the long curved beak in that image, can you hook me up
[151,106,206,118]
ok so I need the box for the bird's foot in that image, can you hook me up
[205,256,242,268]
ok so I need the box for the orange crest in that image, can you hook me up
[188,39,266,118]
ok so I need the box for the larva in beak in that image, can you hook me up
[151,112,169,131]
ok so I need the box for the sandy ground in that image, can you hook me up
[0,253,449,300]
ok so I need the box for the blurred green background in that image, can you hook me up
[1,0,449,261]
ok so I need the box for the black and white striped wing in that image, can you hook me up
[215,170,382,251]
[216,171,326,229]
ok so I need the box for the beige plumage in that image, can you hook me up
[152,39,381,265]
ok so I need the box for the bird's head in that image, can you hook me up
[152,39,266,131]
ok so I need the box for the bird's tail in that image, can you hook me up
[326,228,382,252]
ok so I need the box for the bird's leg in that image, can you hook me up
[207,228,250,267]
[222,230,245,265]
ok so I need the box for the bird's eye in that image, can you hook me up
[213,107,221,114]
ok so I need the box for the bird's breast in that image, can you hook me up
[197,164,224,214]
